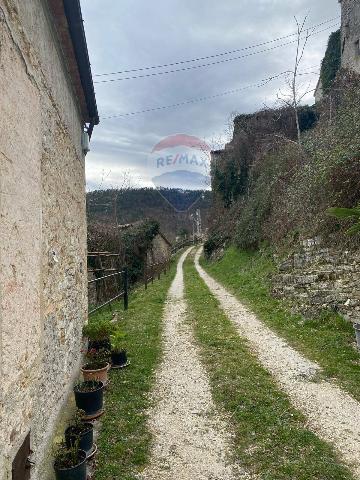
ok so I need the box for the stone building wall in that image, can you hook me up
[0,1,87,478]
[147,234,172,266]
[314,77,324,103]
[272,238,360,324]
[340,0,360,74]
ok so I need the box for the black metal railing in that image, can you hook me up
[143,260,170,290]
[88,252,169,315]
[88,268,127,315]
[88,252,126,315]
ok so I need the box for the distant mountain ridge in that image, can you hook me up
[87,187,212,242]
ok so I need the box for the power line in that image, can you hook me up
[102,69,319,120]
[95,23,338,84]
[94,16,339,78]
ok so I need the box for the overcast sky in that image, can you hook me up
[81,0,340,190]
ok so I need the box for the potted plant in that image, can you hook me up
[65,409,95,459]
[53,441,87,480]
[83,319,115,352]
[110,330,128,368]
[81,348,110,385]
[74,380,104,419]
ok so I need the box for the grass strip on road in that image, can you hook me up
[201,247,360,402]
[93,257,179,480]
[184,256,354,480]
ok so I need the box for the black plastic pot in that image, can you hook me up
[88,339,111,352]
[54,449,87,480]
[111,350,127,367]
[74,381,104,417]
[65,424,93,456]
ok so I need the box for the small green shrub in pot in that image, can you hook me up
[82,319,116,351]
[65,409,94,459]
[84,348,110,369]
[53,441,87,480]
[110,330,128,367]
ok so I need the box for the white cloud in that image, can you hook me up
[82,0,340,189]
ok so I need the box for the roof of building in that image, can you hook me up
[157,231,172,247]
[47,0,99,130]
[117,223,172,246]
[117,223,139,230]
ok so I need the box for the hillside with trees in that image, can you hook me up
[87,187,212,243]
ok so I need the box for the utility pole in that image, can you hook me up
[190,209,202,241]
[195,209,202,238]
[190,213,195,241]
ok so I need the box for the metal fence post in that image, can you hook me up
[123,267,129,311]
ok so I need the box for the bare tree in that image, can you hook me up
[108,171,133,226]
[277,16,316,145]
[87,170,133,226]
[97,169,111,190]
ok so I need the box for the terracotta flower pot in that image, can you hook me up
[81,362,110,385]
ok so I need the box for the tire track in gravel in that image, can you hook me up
[194,247,360,478]
[141,248,250,480]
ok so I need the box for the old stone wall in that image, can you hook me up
[340,0,360,74]
[272,238,360,324]
[147,234,172,266]
[0,0,87,478]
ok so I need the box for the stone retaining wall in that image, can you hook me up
[272,238,360,323]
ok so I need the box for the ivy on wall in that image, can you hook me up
[320,30,341,94]
[88,219,160,284]
[212,159,249,209]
